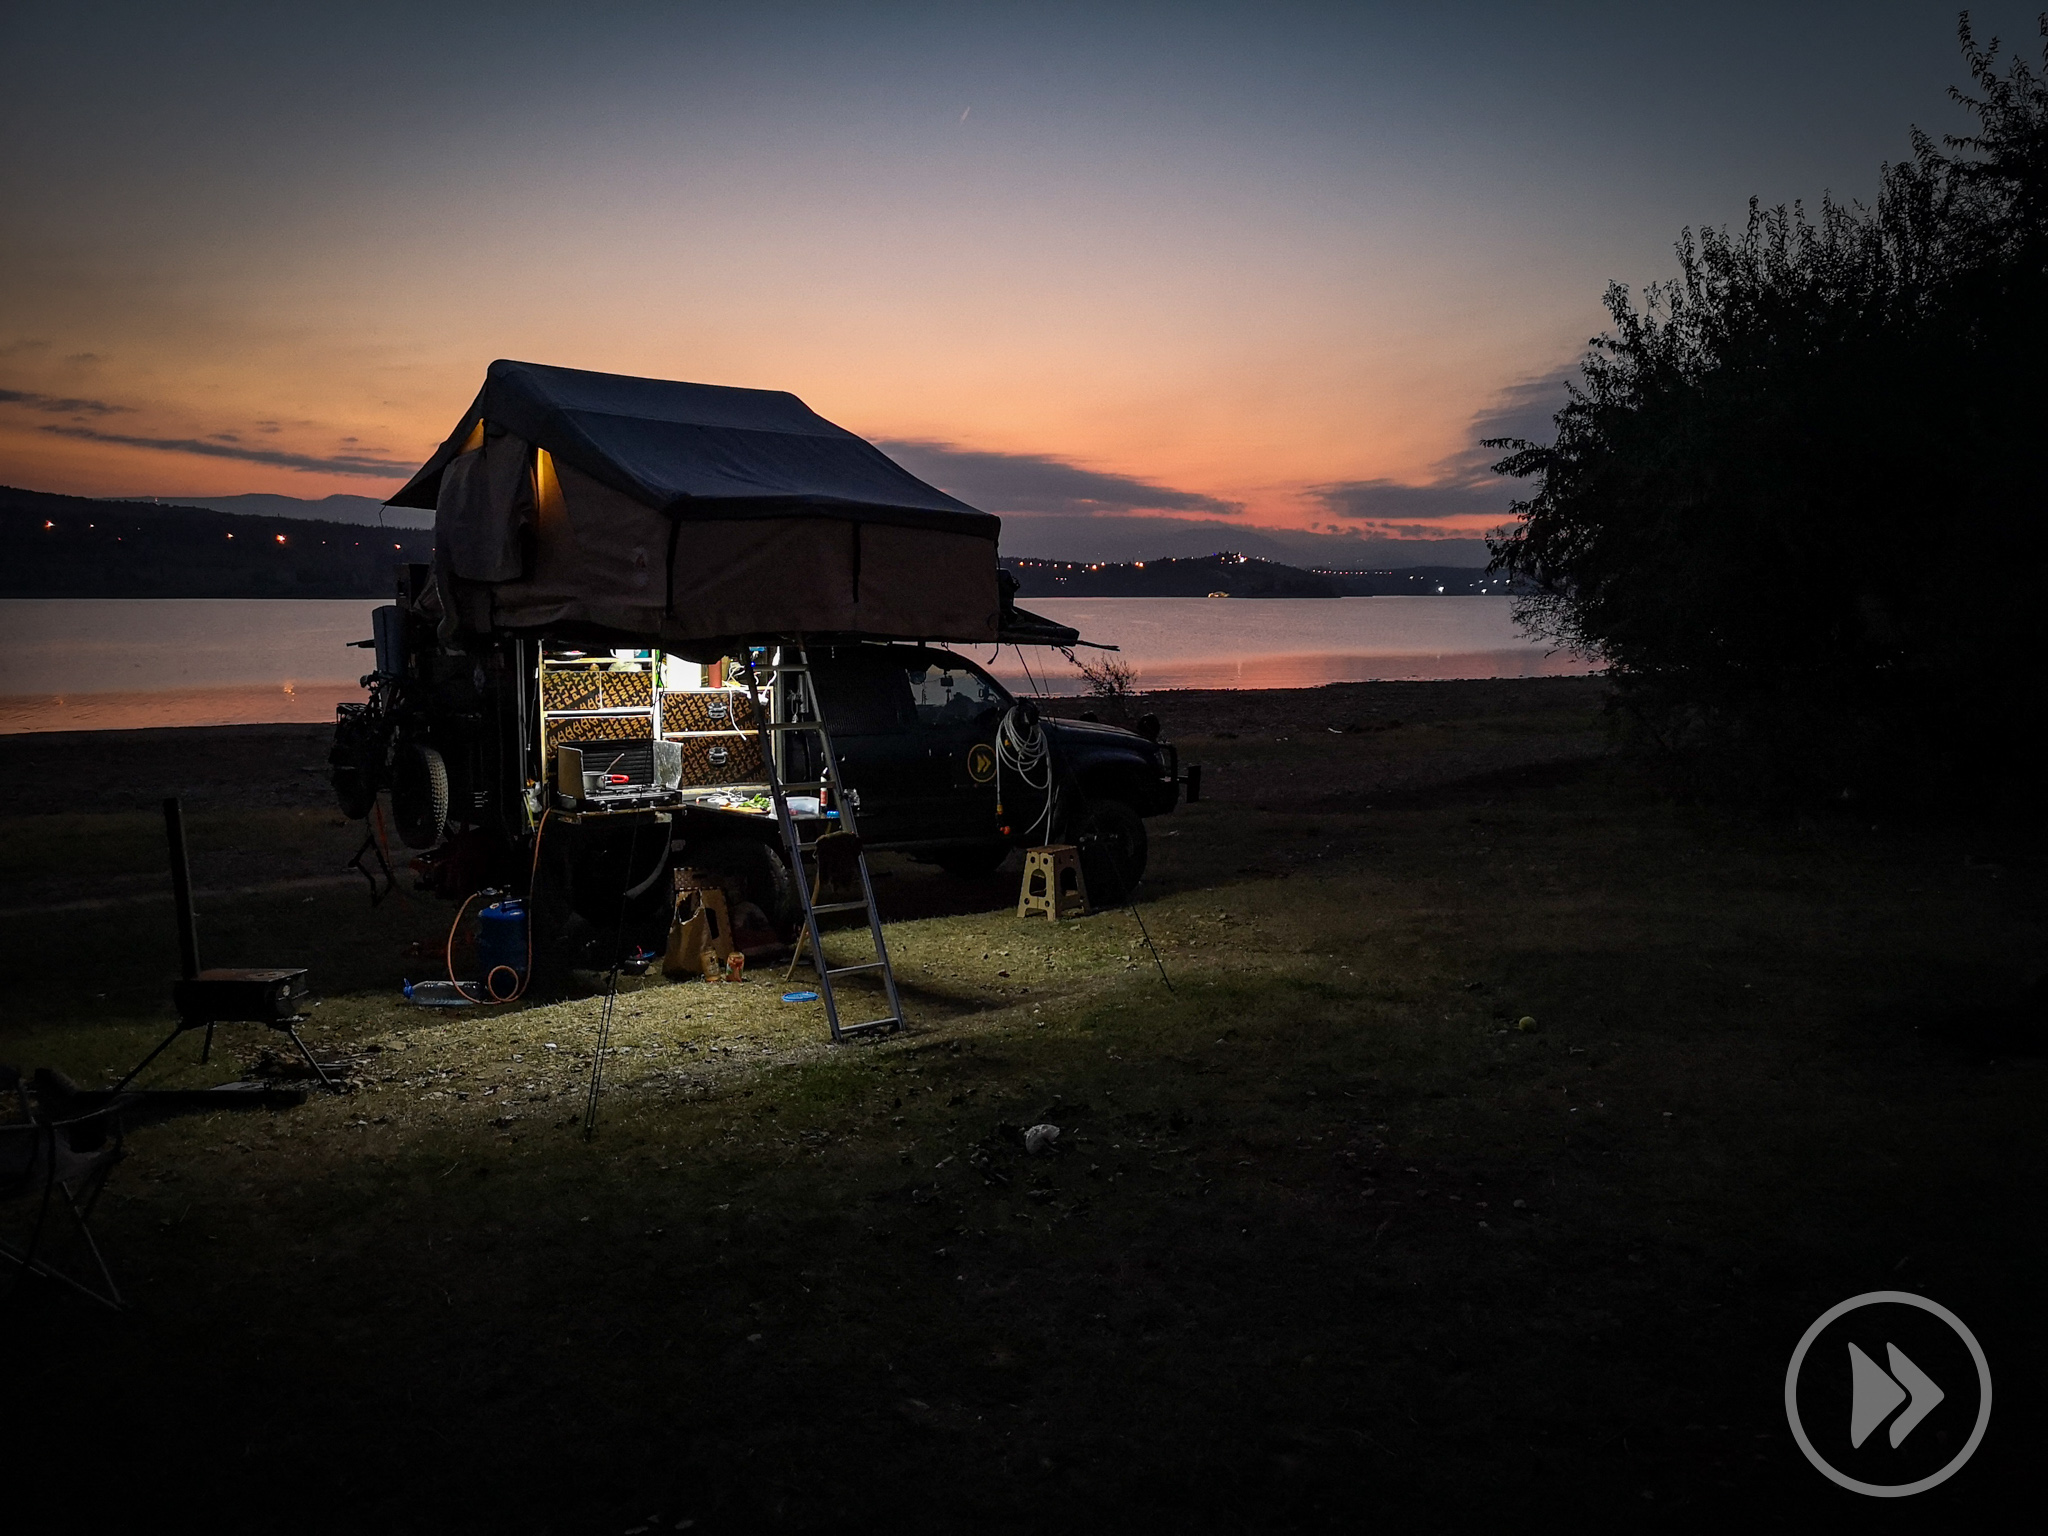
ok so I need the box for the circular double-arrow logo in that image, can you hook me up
[1785,1291,1992,1496]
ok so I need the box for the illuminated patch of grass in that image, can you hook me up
[6,690,2041,1526]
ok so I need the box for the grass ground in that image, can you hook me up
[3,680,2041,1532]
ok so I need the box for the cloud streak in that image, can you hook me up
[1311,366,1576,526]
[0,387,129,416]
[1313,478,1508,520]
[877,439,1242,517]
[38,423,414,477]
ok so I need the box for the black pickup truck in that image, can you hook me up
[329,605,1187,961]
[800,643,1183,898]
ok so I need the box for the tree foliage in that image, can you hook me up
[1488,16,2048,799]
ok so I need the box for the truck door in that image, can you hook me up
[902,655,1008,839]
[805,652,936,844]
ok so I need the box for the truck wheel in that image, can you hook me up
[935,841,1011,878]
[330,763,377,821]
[689,834,798,935]
[1069,797,1147,903]
[392,743,450,849]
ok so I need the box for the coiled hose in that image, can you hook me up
[995,703,1057,842]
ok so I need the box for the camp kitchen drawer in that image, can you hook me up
[542,669,655,712]
[544,714,655,779]
[660,688,759,734]
[672,734,764,785]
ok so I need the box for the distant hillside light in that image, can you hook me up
[274,533,287,544]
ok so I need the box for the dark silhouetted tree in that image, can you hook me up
[1488,15,2047,800]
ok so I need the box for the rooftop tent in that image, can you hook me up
[388,359,1003,652]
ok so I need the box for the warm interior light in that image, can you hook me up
[535,447,567,530]
[459,417,486,454]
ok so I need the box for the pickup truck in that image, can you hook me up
[328,607,1188,965]
[800,643,1184,899]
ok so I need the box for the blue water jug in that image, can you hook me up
[476,899,528,998]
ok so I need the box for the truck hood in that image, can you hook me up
[1044,716,1159,753]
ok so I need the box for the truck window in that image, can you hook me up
[817,659,915,734]
[905,662,1003,726]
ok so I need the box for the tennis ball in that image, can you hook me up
[1516,1015,1538,1032]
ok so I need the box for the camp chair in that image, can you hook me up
[0,1067,128,1310]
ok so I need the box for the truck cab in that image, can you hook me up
[800,644,1182,898]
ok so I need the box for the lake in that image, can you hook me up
[0,596,1590,734]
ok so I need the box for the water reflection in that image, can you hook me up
[0,684,363,734]
[0,594,1590,734]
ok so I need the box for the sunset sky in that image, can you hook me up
[1,2,2029,559]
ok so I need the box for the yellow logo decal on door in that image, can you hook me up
[967,743,997,783]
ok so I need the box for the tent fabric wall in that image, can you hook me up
[437,448,1000,648]
[400,361,1003,647]
[435,433,534,584]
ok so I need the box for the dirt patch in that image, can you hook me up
[0,722,337,818]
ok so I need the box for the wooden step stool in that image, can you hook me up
[1018,845,1089,921]
[663,868,732,979]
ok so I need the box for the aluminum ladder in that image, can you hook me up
[737,649,905,1042]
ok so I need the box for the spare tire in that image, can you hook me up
[391,742,450,849]
[328,712,386,820]
[330,763,377,821]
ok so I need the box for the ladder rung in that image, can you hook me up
[825,961,887,977]
[808,900,870,915]
[774,781,828,793]
[837,1018,902,1036]
[764,721,827,733]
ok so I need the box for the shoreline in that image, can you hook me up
[0,673,1604,738]
[0,668,1600,739]
[0,676,1609,822]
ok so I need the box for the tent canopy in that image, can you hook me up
[394,361,1006,650]
[391,359,995,536]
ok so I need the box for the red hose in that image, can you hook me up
[441,808,552,1005]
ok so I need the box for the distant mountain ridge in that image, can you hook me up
[991,511,1493,568]
[2,483,1504,601]
[133,493,1488,566]
[133,491,434,529]
[3,484,430,598]
[1003,553,1511,599]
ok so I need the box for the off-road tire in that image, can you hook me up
[330,764,377,821]
[328,712,386,819]
[1068,796,1147,904]
[391,743,450,849]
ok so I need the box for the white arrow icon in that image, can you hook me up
[1787,1291,1991,1497]
[1848,1342,1945,1448]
